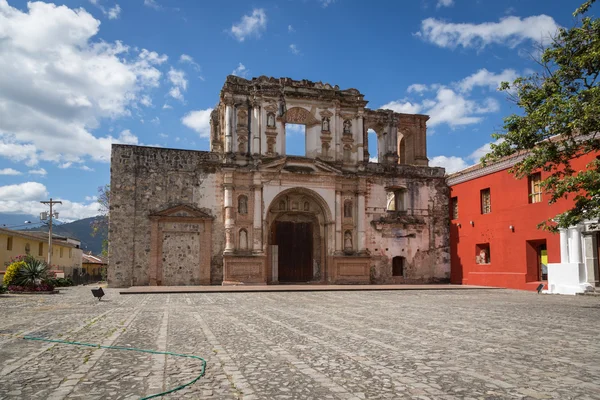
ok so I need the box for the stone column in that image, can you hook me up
[559,228,569,263]
[252,103,260,155]
[357,115,364,162]
[570,225,582,264]
[223,173,234,254]
[252,174,263,254]
[583,233,599,286]
[357,191,366,254]
[225,104,233,153]
[335,191,342,254]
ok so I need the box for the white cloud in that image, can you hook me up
[85,195,98,201]
[289,44,300,55]
[140,95,153,107]
[144,0,161,10]
[426,88,499,127]
[430,139,505,174]
[369,156,378,163]
[232,63,249,78]
[0,1,167,167]
[158,133,168,138]
[116,129,139,145]
[457,68,519,92]
[0,182,47,201]
[380,100,422,114]
[107,4,121,19]
[162,103,173,110]
[182,108,213,138]
[437,0,454,8]
[168,68,187,102]
[80,165,94,171]
[407,84,429,94]
[417,15,560,49]
[230,9,267,42]
[429,156,469,173]
[150,117,160,125]
[59,162,73,169]
[179,54,201,72]
[0,168,21,175]
[28,168,47,176]
[288,25,295,33]
[382,68,515,128]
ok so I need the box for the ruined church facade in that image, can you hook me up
[108,76,450,287]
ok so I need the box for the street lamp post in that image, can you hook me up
[40,198,62,265]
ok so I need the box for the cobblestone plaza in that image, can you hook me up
[1,287,599,399]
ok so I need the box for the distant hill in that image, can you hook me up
[20,216,105,256]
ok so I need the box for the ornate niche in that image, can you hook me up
[319,110,333,160]
[264,102,278,156]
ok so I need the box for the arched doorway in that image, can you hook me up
[266,188,333,283]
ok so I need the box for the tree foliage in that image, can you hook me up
[91,184,110,256]
[484,0,600,231]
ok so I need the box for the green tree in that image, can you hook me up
[91,184,110,257]
[484,0,600,231]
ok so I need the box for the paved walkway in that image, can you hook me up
[1,287,599,399]
[119,283,498,294]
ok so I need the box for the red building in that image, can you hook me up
[447,151,600,291]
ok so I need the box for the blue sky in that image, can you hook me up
[0,0,588,223]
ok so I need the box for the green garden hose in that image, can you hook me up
[23,336,206,399]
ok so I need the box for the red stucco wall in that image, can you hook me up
[449,152,598,291]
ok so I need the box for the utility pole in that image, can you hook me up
[40,198,62,265]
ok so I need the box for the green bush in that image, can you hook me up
[3,260,26,286]
[14,258,49,288]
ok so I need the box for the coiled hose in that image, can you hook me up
[23,336,206,399]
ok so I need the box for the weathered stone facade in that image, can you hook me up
[108,76,450,287]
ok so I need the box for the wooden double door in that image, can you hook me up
[275,221,313,282]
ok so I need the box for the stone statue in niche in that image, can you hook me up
[279,200,286,210]
[267,113,276,128]
[239,229,248,250]
[238,195,248,215]
[304,202,310,211]
[344,200,352,218]
[343,119,352,134]
[322,118,330,132]
[344,231,353,252]
[475,249,488,264]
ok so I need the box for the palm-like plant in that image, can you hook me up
[15,257,49,288]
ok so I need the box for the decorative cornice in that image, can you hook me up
[446,153,527,186]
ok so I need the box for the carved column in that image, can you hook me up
[335,191,342,254]
[357,191,366,254]
[252,173,263,254]
[357,114,364,162]
[252,102,261,155]
[224,103,233,153]
[223,172,234,254]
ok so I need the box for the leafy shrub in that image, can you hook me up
[0,284,7,294]
[46,277,74,287]
[3,260,26,286]
[15,258,50,288]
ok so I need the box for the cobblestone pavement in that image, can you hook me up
[1,287,599,399]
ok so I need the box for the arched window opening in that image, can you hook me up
[238,195,248,215]
[392,256,405,277]
[397,136,406,164]
[386,188,407,212]
[285,124,306,156]
[368,129,378,163]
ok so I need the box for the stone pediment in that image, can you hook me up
[260,157,342,175]
[149,204,213,220]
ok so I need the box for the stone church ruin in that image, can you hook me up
[108,76,450,287]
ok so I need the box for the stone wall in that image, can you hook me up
[108,145,225,287]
